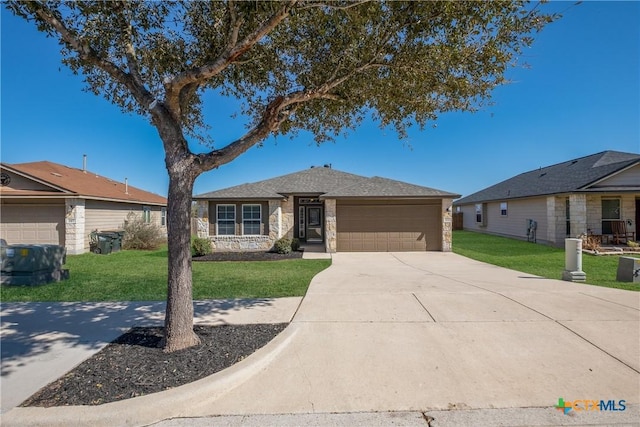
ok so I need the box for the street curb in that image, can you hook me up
[1,324,301,427]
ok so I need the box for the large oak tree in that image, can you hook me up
[8,1,554,352]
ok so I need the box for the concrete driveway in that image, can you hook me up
[2,252,639,426]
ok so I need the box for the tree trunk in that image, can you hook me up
[163,165,201,352]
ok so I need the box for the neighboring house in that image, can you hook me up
[454,151,640,246]
[0,160,167,254]
[193,166,460,253]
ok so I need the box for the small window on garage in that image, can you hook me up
[500,202,508,216]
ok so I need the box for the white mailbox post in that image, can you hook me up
[562,238,586,282]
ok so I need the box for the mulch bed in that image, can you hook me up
[21,323,287,407]
[193,251,303,262]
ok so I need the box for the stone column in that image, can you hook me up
[441,198,453,252]
[281,197,295,239]
[569,194,587,237]
[324,199,337,253]
[268,200,282,241]
[65,198,85,254]
[195,200,209,238]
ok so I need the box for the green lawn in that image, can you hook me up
[453,230,639,291]
[1,248,331,302]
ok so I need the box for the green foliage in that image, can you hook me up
[274,238,292,254]
[0,247,332,302]
[291,238,301,252]
[7,1,557,145]
[453,230,640,291]
[191,236,212,257]
[122,212,165,250]
[6,1,557,346]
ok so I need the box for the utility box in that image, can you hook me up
[616,257,640,283]
[1,244,69,286]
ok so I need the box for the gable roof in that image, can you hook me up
[1,161,167,205]
[455,150,640,205]
[194,167,459,200]
[322,176,458,198]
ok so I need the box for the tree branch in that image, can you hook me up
[113,1,145,90]
[225,0,243,52]
[29,2,154,109]
[164,1,297,114]
[297,0,371,11]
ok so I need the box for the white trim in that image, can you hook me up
[216,204,236,236]
[241,204,262,236]
[582,161,640,189]
[500,201,508,217]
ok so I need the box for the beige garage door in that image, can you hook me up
[337,203,441,252]
[0,205,65,245]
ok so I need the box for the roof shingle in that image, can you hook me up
[194,167,459,200]
[1,161,167,205]
[455,150,640,205]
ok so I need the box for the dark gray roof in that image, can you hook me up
[455,151,640,205]
[322,176,459,198]
[194,167,459,200]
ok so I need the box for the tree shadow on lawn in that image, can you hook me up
[0,298,278,378]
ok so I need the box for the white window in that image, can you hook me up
[143,206,151,223]
[500,202,508,216]
[475,204,483,224]
[161,207,167,227]
[298,206,305,238]
[216,205,236,235]
[242,204,261,235]
[601,198,621,235]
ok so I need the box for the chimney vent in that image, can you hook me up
[83,154,87,173]
[125,178,129,195]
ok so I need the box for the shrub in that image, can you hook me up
[274,238,292,254]
[122,212,165,250]
[581,233,601,252]
[291,238,301,252]
[192,236,212,256]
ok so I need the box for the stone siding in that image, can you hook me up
[65,198,85,255]
[568,194,587,237]
[281,198,295,239]
[324,199,337,253]
[195,200,210,238]
[441,198,453,252]
[207,199,292,252]
[210,235,273,251]
[268,200,281,241]
[586,195,601,234]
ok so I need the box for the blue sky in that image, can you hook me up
[1,2,639,198]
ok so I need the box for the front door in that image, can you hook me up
[306,206,323,242]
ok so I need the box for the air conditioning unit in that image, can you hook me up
[1,244,69,286]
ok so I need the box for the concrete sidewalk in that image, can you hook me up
[0,298,301,414]
[2,252,639,426]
